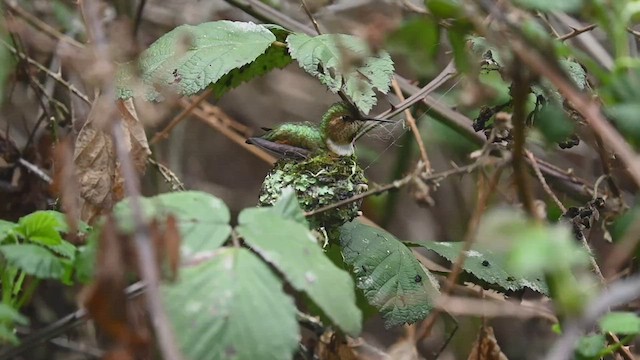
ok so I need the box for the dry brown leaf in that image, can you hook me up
[317,331,359,360]
[74,97,152,222]
[467,325,508,360]
[74,100,117,221]
[117,98,151,174]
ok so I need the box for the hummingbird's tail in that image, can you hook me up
[246,137,311,160]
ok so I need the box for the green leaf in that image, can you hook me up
[448,28,471,73]
[561,60,587,91]
[0,324,18,345]
[426,0,463,19]
[114,191,232,258]
[338,221,439,327]
[534,103,575,144]
[270,187,308,226]
[0,220,15,241]
[237,207,361,335]
[0,244,64,279]
[287,33,394,114]
[576,334,606,359]
[421,241,549,295]
[512,0,583,12]
[45,240,77,260]
[120,21,277,100]
[599,312,640,335]
[211,25,292,98]
[163,247,298,360]
[15,211,66,246]
[386,17,440,76]
[607,103,640,145]
[0,303,28,325]
[476,209,588,274]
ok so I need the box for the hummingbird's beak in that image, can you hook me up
[360,116,394,123]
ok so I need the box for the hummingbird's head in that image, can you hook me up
[320,102,392,156]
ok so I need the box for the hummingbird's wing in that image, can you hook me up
[245,137,311,160]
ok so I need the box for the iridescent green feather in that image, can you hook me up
[262,123,324,152]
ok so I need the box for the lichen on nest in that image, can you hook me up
[259,152,367,229]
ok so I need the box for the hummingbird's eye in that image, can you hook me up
[340,115,354,122]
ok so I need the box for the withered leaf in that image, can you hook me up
[74,100,117,221]
[117,98,151,174]
[74,97,152,222]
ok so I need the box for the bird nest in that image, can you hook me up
[259,153,368,229]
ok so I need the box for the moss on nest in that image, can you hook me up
[259,153,367,229]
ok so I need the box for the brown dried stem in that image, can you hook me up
[390,77,431,172]
[150,88,213,145]
[416,165,504,341]
[79,1,183,359]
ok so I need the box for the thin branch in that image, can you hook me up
[557,24,598,42]
[18,158,52,184]
[299,0,321,35]
[390,77,431,172]
[133,0,148,36]
[525,151,566,213]
[150,88,213,145]
[305,162,482,218]
[4,0,85,49]
[416,166,504,340]
[0,39,91,104]
[183,98,277,165]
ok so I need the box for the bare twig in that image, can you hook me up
[150,88,213,145]
[557,24,598,42]
[525,151,566,212]
[305,162,482,218]
[79,1,183,359]
[184,98,277,165]
[416,166,504,340]
[299,0,322,35]
[17,158,52,184]
[147,158,186,192]
[390,77,431,172]
[435,295,556,321]
[4,0,85,49]
[0,39,91,104]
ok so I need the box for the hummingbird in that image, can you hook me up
[246,102,393,159]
